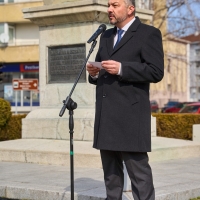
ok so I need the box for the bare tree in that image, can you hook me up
[149,0,198,106]
[153,0,200,38]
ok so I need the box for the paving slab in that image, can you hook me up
[0,157,200,200]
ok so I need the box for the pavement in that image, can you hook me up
[0,137,200,200]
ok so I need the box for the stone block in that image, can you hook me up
[193,124,200,142]
[151,115,157,137]
[0,186,6,197]
[0,150,26,163]
[6,187,72,200]
[22,108,95,141]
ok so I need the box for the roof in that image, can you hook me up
[167,34,189,44]
[181,34,200,42]
[187,102,200,106]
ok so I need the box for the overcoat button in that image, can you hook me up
[103,94,106,98]
[104,75,108,78]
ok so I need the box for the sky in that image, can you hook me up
[168,0,200,37]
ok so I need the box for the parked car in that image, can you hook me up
[161,101,179,113]
[150,100,159,113]
[164,102,185,113]
[179,102,200,113]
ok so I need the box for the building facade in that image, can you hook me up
[0,0,42,112]
[182,34,200,101]
[151,0,190,107]
[149,37,189,107]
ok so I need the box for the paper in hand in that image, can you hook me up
[88,61,102,69]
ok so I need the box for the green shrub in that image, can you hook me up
[0,114,27,141]
[0,98,27,141]
[0,98,12,127]
[152,113,200,140]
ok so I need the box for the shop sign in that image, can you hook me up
[12,79,38,91]
[20,63,39,72]
[1,63,39,72]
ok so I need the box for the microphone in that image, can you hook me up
[87,24,107,43]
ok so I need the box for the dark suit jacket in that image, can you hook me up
[89,17,164,152]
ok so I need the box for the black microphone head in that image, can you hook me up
[87,24,107,43]
[99,24,107,32]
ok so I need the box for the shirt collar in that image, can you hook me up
[117,17,136,32]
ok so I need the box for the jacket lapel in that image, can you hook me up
[106,27,117,56]
[108,17,141,55]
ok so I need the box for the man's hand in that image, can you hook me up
[101,60,121,75]
[86,63,100,77]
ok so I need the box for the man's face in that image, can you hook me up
[107,0,134,28]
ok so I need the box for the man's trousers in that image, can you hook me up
[100,150,155,200]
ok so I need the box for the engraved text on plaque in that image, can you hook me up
[48,44,86,83]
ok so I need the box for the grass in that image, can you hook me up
[190,197,200,200]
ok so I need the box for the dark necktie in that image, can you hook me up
[114,29,124,49]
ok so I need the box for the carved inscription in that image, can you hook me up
[48,45,86,83]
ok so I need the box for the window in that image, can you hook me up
[0,23,15,44]
[191,88,196,94]
[196,62,200,68]
[8,26,15,43]
[167,58,171,73]
[167,84,171,91]
[0,23,8,45]
[0,0,14,3]
[0,24,4,35]
[180,105,200,113]
[136,0,152,10]
[196,49,200,56]
[197,75,200,81]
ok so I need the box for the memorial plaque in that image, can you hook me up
[48,44,86,83]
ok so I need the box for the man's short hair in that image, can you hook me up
[124,0,135,7]
[124,0,135,15]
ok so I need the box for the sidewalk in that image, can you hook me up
[0,137,200,199]
[1,157,200,200]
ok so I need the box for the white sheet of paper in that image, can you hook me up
[88,61,102,69]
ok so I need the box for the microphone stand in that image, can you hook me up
[59,39,97,200]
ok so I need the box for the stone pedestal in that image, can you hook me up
[22,0,155,141]
[193,124,200,142]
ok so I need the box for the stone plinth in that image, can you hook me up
[193,124,200,142]
[22,0,154,141]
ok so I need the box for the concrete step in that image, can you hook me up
[0,137,200,168]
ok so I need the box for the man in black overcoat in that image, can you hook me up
[86,0,164,199]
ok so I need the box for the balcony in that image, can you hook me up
[0,45,39,62]
[0,1,43,23]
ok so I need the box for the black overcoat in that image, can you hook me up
[89,17,164,152]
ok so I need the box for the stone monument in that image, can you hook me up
[22,0,155,141]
